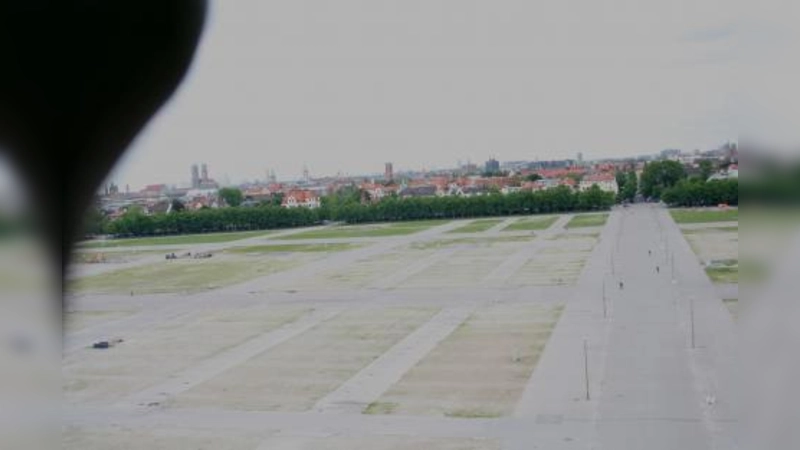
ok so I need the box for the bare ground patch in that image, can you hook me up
[509,237,596,286]
[65,309,137,332]
[307,250,438,289]
[370,304,563,418]
[683,230,738,263]
[171,307,438,412]
[402,246,513,289]
[63,306,308,404]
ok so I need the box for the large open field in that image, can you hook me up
[63,205,738,449]
[63,213,588,448]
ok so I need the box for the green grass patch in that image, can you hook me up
[68,256,300,294]
[670,208,738,224]
[363,401,398,415]
[502,216,559,232]
[706,266,738,283]
[565,213,608,228]
[278,220,450,240]
[446,219,503,233]
[681,226,738,234]
[78,230,273,248]
[227,243,357,254]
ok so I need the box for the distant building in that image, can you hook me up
[398,185,437,198]
[190,162,219,189]
[281,189,320,208]
[385,162,394,181]
[484,158,500,173]
[191,164,200,188]
[140,184,167,198]
[708,164,738,181]
[660,149,682,161]
[579,173,619,194]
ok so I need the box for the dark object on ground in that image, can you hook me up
[92,337,123,349]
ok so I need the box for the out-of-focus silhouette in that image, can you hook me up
[0,1,207,301]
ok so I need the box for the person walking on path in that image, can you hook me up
[619,280,624,290]
[656,266,660,274]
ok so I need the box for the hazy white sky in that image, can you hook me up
[109,0,794,189]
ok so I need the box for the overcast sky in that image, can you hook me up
[108,0,795,190]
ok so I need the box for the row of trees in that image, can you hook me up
[105,204,320,236]
[640,160,687,199]
[615,170,638,203]
[660,179,738,207]
[100,185,615,237]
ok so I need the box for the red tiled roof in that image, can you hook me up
[282,190,319,205]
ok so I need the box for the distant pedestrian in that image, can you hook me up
[619,281,624,290]
[648,250,652,256]
[656,266,660,274]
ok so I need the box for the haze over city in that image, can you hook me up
[106,0,770,191]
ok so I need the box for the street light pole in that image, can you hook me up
[583,339,590,401]
[690,296,696,349]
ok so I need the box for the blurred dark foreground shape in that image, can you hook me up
[0,2,207,448]
[0,1,208,292]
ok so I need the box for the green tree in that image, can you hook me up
[170,199,185,212]
[102,186,619,237]
[662,179,737,206]
[698,160,714,181]
[218,187,243,207]
[525,173,542,182]
[81,205,108,236]
[640,160,686,199]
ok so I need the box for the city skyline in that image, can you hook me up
[110,142,733,191]
[107,0,763,190]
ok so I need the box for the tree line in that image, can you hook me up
[637,159,738,207]
[660,179,738,207]
[95,185,615,237]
